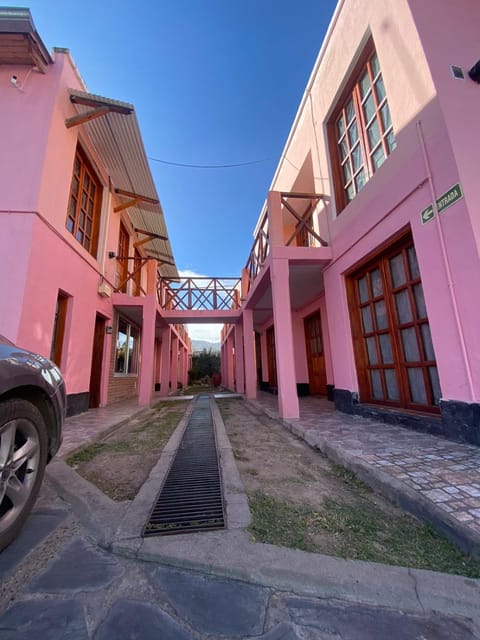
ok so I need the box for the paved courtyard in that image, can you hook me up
[251,394,480,551]
[1,393,479,638]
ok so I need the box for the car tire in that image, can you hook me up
[0,399,48,552]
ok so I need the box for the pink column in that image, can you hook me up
[234,322,245,394]
[181,346,188,387]
[159,326,171,396]
[243,308,256,398]
[271,258,299,419]
[182,345,188,387]
[267,191,284,246]
[260,331,269,386]
[227,333,235,391]
[138,296,156,406]
[170,334,179,392]
[220,343,225,385]
[154,338,161,390]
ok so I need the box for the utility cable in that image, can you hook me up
[148,156,269,169]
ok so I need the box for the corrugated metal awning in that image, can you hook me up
[0,7,53,71]
[68,89,178,279]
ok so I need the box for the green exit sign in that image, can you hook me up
[420,183,463,225]
[436,183,463,213]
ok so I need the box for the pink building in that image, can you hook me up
[222,0,480,444]
[0,8,191,415]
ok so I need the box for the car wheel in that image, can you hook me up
[0,399,48,552]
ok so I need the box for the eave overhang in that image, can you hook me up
[68,89,178,279]
[0,7,52,71]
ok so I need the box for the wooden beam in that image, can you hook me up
[280,192,324,199]
[133,228,168,240]
[70,94,133,115]
[113,197,142,213]
[65,106,111,129]
[115,189,159,206]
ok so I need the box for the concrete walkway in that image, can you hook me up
[249,394,480,555]
[1,392,480,638]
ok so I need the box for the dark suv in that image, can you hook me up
[0,336,66,551]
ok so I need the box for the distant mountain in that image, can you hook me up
[191,339,220,353]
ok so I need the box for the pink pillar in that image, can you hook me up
[227,333,235,390]
[220,343,224,384]
[159,326,171,396]
[234,322,245,394]
[260,331,269,385]
[138,296,156,406]
[271,258,299,419]
[153,339,162,384]
[182,345,188,387]
[170,334,179,392]
[243,308,256,398]
[267,191,284,246]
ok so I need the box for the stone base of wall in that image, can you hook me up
[334,389,480,446]
[439,399,480,446]
[66,392,89,417]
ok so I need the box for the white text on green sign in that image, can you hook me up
[436,183,463,214]
[420,183,463,225]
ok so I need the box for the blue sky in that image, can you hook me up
[25,0,337,340]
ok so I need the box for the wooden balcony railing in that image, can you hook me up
[243,191,328,296]
[158,277,241,311]
[244,209,270,294]
[113,256,148,296]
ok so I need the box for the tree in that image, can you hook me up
[189,348,220,383]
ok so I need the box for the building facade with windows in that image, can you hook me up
[222,0,480,443]
[0,9,190,415]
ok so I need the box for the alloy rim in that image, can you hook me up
[0,418,40,533]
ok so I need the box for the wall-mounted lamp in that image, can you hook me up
[108,251,116,259]
[468,60,480,83]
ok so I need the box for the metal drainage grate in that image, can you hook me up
[143,395,225,537]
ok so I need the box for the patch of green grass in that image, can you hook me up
[67,404,186,466]
[328,463,371,493]
[248,491,480,578]
[67,443,109,465]
[248,491,319,552]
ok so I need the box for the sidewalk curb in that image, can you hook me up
[263,407,480,557]
[46,396,480,634]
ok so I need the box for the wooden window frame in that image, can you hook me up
[133,249,142,296]
[328,41,397,213]
[116,222,129,293]
[66,146,102,256]
[347,235,440,414]
[50,292,69,367]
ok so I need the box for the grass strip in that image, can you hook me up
[248,491,480,578]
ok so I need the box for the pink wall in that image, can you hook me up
[0,214,35,343]
[407,0,480,257]
[265,0,480,404]
[17,217,112,395]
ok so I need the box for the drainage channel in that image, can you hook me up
[143,395,225,537]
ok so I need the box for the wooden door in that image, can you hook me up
[89,315,105,408]
[116,222,129,293]
[304,312,327,396]
[266,327,277,389]
[50,293,68,367]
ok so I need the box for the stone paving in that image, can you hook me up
[252,393,480,546]
[0,525,476,639]
[1,393,480,638]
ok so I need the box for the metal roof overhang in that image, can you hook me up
[68,89,178,279]
[0,7,52,71]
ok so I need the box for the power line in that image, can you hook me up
[148,155,269,169]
